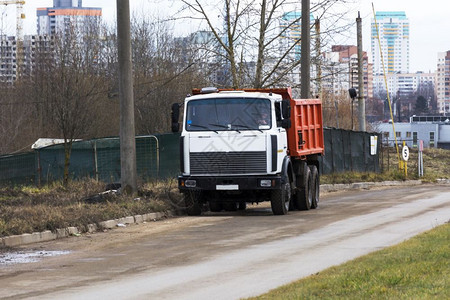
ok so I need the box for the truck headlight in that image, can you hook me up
[260,179,272,187]
[185,180,197,188]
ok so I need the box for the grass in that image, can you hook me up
[0,179,182,237]
[322,147,450,184]
[321,170,406,184]
[248,223,450,299]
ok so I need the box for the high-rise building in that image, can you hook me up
[277,11,316,90]
[371,11,409,75]
[436,51,450,114]
[0,35,55,83]
[37,0,102,36]
[0,36,18,83]
[279,11,315,61]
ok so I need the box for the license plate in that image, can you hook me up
[216,185,239,190]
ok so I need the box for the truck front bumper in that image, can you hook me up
[178,175,282,191]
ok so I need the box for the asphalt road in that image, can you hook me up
[1,184,449,300]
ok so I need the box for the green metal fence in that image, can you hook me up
[34,134,179,185]
[319,128,381,174]
[0,152,36,186]
[0,130,381,186]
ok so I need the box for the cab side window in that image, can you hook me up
[275,102,282,127]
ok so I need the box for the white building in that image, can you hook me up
[436,51,450,114]
[376,116,450,149]
[373,72,436,100]
[322,45,372,99]
[371,11,409,75]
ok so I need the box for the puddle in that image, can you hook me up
[0,250,71,265]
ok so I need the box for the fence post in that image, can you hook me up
[348,130,353,172]
[363,132,367,172]
[330,129,335,173]
[94,141,98,181]
[37,150,41,187]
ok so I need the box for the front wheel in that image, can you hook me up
[270,181,291,215]
[184,191,202,216]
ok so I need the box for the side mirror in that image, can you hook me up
[281,118,291,129]
[282,99,291,119]
[171,103,180,133]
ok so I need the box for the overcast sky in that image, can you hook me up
[1,0,449,73]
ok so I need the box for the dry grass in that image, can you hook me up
[323,147,450,184]
[380,146,450,181]
[0,179,182,237]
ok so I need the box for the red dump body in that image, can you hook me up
[191,87,324,158]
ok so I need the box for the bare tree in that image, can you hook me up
[322,88,357,130]
[33,22,106,185]
[0,82,36,154]
[130,15,207,134]
[179,0,254,89]
[179,0,355,89]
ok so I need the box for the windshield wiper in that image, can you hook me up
[232,123,262,133]
[209,123,229,129]
[189,123,218,133]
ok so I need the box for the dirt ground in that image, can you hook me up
[0,184,449,299]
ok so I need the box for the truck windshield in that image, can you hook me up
[186,98,271,132]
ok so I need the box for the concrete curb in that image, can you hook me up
[320,180,423,193]
[1,211,172,248]
[436,178,450,184]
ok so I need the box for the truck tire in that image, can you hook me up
[209,201,223,212]
[238,201,247,211]
[185,191,202,216]
[295,167,312,210]
[310,165,319,209]
[270,181,291,215]
[223,202,238,212]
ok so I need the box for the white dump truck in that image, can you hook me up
[172,87,324,215]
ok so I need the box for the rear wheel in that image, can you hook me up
[209,201,223,212]
[223,202,238,211]
[270,181,291,215]
[238,201,247,211]
[184,191,202,216]
[310,165,319,209]
[295,167,312,210]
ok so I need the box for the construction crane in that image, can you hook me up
[0,0,25,79]
[0,1,25,38]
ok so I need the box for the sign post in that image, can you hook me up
[401,141,409,178]
[418,140,424,177]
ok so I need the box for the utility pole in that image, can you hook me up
[315,18,321,99]
[357,11,366,131]
[117,0,137,194]
[300,0,310,99]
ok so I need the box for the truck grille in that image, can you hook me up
[190,151,266,175]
